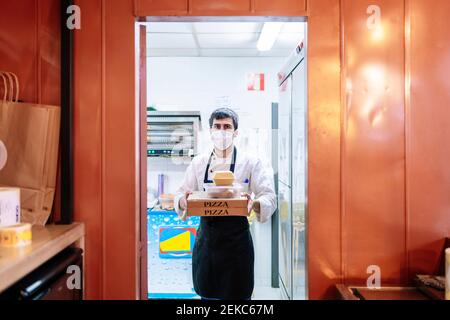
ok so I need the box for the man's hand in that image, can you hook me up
[252,200,261,214]
[242,193,261,215]
[242,192,253,215]
[178,191,192,221]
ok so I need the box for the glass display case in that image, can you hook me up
[147,208,200,299]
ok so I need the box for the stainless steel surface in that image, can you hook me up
[278,42,305,87]
[271,103,279,288]
[291,60,307,300]
[278,76,292,187]
[147,111,201,157]
[147,111,202,120]
[278,180,292,300]
[277,47,307,300]
[278,73,293,299]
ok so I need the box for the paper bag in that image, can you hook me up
[0,71,60,225]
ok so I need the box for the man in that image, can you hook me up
[174,108,276,300]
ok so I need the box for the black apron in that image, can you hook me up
[192,147,254,300]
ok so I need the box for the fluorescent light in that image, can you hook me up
[257,22,284,51]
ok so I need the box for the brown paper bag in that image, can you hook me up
[0,71,60,225]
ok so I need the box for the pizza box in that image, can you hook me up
[187,191,249,217]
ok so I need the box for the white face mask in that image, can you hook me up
[211,130,234,151]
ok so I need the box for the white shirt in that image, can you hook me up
[174,147,277,223]
[207,149,235,181]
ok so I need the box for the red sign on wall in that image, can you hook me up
[246,73,265,91]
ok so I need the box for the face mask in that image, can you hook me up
[211,130,234,151]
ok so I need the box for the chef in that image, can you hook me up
[174,107,277,300]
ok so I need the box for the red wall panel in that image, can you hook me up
[0,1,38,103]
[0,0,60,105]
[190,0,251,14]
[74,0,139,299]
[408,0,450,279]
[342,0,406,285]
[254,0,307,15]
[73,0,104,300]
[38,0,61,106]
[134,0,188,16]
[103,0,139,300]
[134,0,307,16]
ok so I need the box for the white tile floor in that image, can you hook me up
[252,286,283,300]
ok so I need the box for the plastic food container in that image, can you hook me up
[159,194,175,210]
[204,184,243,198]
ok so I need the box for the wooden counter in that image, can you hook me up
[0,223,85,293]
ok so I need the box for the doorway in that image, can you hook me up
[137,17,307,300]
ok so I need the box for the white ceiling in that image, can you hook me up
[145,22,305,57]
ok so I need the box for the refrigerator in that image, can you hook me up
[276,42,307,300]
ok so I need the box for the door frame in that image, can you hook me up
[138,15,307,300]
[137,23,148,300]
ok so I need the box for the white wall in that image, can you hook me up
[147,56,285,287]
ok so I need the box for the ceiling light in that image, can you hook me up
[257,22,284,51]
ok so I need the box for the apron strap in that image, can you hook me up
[203,146,237,184]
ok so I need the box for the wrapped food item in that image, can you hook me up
[204,184,243,199]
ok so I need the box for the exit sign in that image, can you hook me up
[246,73,265,91]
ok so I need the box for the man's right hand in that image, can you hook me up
[178,191,192,221]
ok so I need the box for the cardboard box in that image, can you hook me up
[187,191,249,217]
[0,188,20,226]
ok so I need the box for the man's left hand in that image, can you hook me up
[252,200,261,214]
[242,193,261,215]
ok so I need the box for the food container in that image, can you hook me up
[212,171,235,186]
[204,184,243,199]
[0,188,20,227]
[159,194,174,210]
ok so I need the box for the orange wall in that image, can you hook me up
[341,0,407,285]
[308,0,450,298]
[2,0,449,300]
[408,0,450,279]
[307,0,342,299]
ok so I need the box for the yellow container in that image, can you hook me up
[212,171,235,186]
